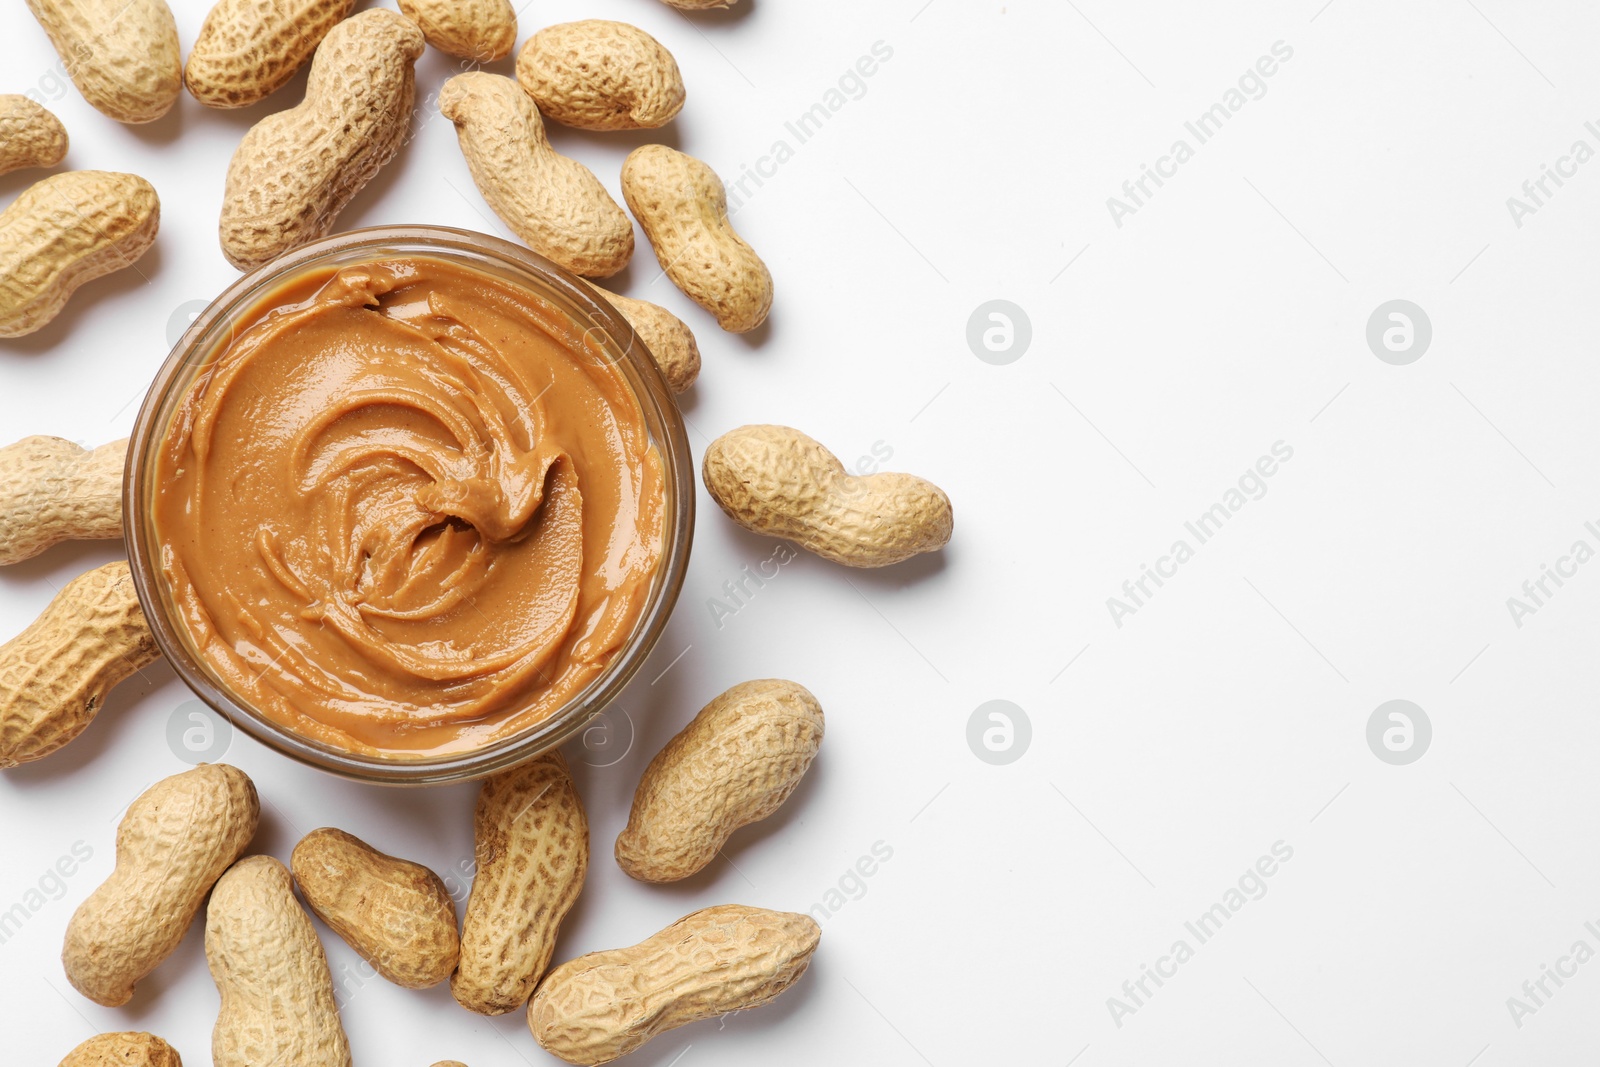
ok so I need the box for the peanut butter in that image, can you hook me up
[153,256,665,757]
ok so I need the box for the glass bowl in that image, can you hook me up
[124,226,694,785]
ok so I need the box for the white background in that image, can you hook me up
[3,0,1600,1064]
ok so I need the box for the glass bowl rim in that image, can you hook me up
[123,224,694,785]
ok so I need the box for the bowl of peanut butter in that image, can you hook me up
[124,227,693,784]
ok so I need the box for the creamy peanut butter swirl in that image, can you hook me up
[155,256,664,756]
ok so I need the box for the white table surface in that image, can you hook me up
[5,1,1600,1064]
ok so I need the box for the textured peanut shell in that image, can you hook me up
[398,0,514,61]
[0,171,159,338]
[657,0,738,8]
[439,72,633,279]
[585,282,699,393]
[529,904,820,1065]
[58,1032,181,1067]
[0,561,158,768]
[207,855,352,1067]
[219,10,423,271]
[186,0,356,108]
[291,827,460,989]
[0,96,68,175]
[617,679,823,882]
[429,1062,468,1067]
[0,436,126,566]
[622,145,771,332]
[452,750,588,1015]
[704,424,953,567]
[63,764,260,1006]
[516,21,684,131]
[24,0,180,123]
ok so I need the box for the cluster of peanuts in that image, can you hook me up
[2,0,958,1064]
[50,676,823,1065]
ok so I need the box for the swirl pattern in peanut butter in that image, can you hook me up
[155,257,664,756]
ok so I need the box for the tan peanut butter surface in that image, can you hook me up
[154,256,665,756]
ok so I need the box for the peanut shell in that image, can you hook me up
[24,0,180,123]
[63,764,260,1006]
[703,424,953,567]
[0,561,159,768]
[0,96,68,175]
[291,827,460,989]
[219,9,423,271]
[0,171,159,338]
[452,750,588,1015]
[57,1032,181,1067]
[207,855,352,1067]
[529,904,820,1065]
[186,0,357,108]
[616,679,823,882]
[0,436,126,566]
[439,72,633,279]
[398,0,514,61]
[516,21,685,131]
[585,282,700,393]
[621,145,772,332]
